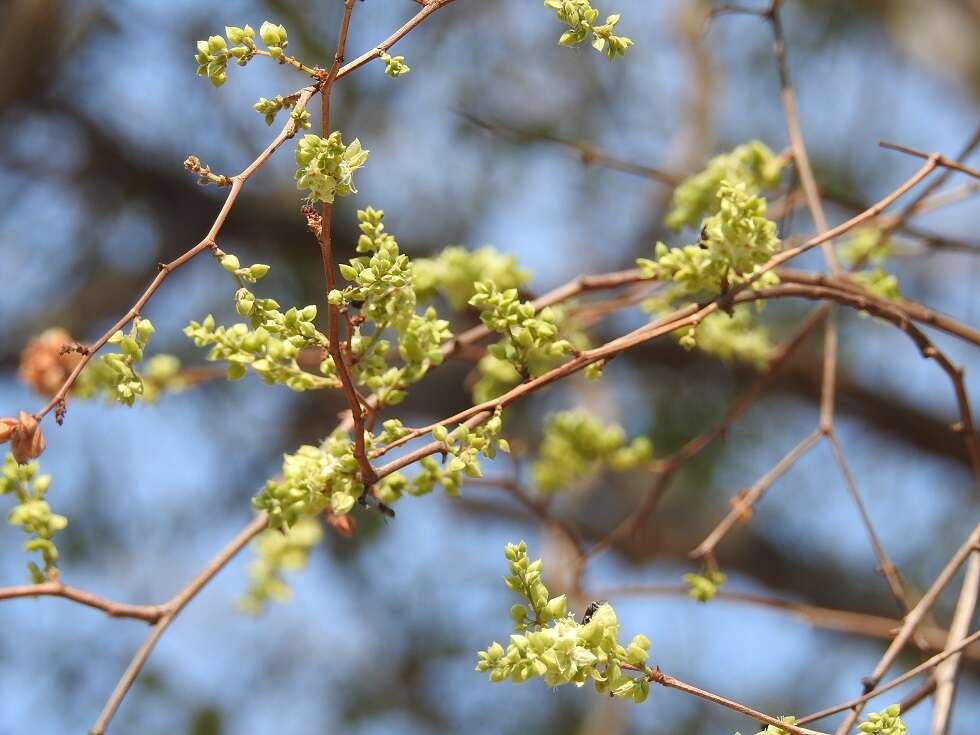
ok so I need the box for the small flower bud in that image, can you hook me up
[248,263,270,280]
[135,319,155,343]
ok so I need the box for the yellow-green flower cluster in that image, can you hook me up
[333,209,454,406]
[853,269,901,301]
[858,705,906,735]
[640,181,781,296]
[470,281,573,377]
[377,411,509,502]
[683,569,726,602]
[73,318,156,406]
[543,1,633,60]
[252,431,365,530]
[1,454,67,583]
[253,94,310,129]
[294,132,369,204]
[677,307,774,369]
[339,207,416,331]
[477,542,652,702]
[194,21,288,87]
[666,142,783,231]
[532,410,651,495]
[185,294,332,391]
[840,227,894,268]
[841,227,901,301]
[414,246,530,310]
[240,516,323,614]
[380,52,410,78]
[75,350,185,405]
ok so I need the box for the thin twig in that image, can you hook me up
[880,141,980,181]
[830,524,980,735]
[0,581,163,622]
[31,86,317,424]
[90,514,268,734]
[643,667,831,735]
[798,629,980,726]
[929,551,979,735]
[690,430,822,559]
[594,584,979,659]
[826,432,914,616]
[315,0,378,488]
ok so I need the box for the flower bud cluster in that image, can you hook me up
[748,716,800,735]
[666,142,784,231]
[377,411,509,502]
[678,307,774,369]
[477,542,652,702]
[414,246,530,310]
[252,431,365,530]
[185,258,333,390]
[639,181,781,296]
[1,454,67,582]
[194,22,291,87]
[334,209,453,406]
[294,132,369,204]
[858,705,906,735]
[531,410,652,495]
[380,52,411,78]
[239,516,323,614]
[683,569,726,602]
[470,281,573,378]
[253,94,310,129]
[544,1,633,60]
[73,318,156,406]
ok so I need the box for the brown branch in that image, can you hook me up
[579,305,829,571]
[767,0,842,275]
[743,284,980,478]
[594,584,980,660]
[90,514,268,735]
[883,124,980,237]
[690,430,822,559]
[930,552,980,735]
[29,86,317,425]
[826,432,915,616]
[460,112,683,186]
[757,156,939,279]
[776,269,980,347]
[373,269,977,495]
[798,629,980,727]
[0,581,163,623]
[315,0,377,488]
[337,0,459,79]
[829,524,980,735]
[642,667,831,735]
[880,140,980,181]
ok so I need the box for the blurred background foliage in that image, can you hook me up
[0,0,978,733]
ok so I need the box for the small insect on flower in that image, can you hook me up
[581,600,604,624]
